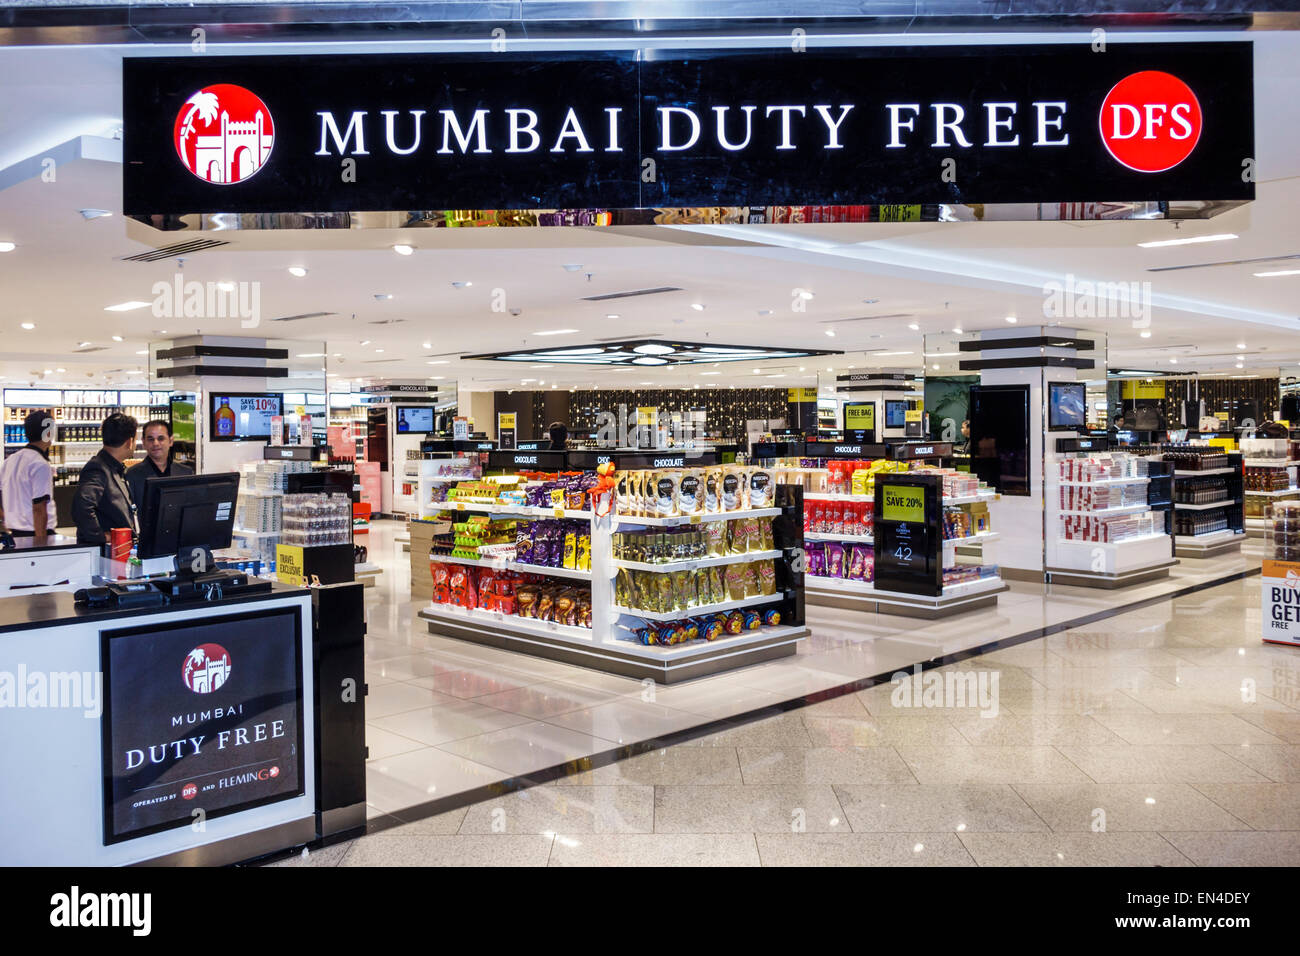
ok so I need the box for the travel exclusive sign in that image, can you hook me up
[122,43,1253,219]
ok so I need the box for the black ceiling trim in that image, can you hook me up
[155,345,289,360]
[956,336,1096,353]
[959,356,1097,371]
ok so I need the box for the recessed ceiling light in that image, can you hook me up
[76,341,90,348]
[360,340,371,346]
[104,301,151,312]
[798,290,814,300]
[1140,330,1152,338]
[393,244,414,256]
[0,242,15,253]
[158,329,167,334]
[217,281,235,292]
[374,349,384,353]
[20,322,34,330]
[638,381,655,385]
[633,344,675,355]
[428,375,446,380]
[908,323,920,331]
[288,266,308,277]
[1005,316,1017,323]
[111,335,124,342]
[700,371,720,376]
[863,298,879,305]
[690,303,705,311]
[135,349,147,355]
[55,367,65,373]
[757,309,773,316]
[451,280,471,288]
[605,313,620,319]
[952,327,964,334]
[799,366,805,371]
[374,294,393,300]
[876,351,915,356]
[932,363,940,369]
[825,329,836,337]
[631,356,669,365]
[534,329,580,336]
[1237,343,1247,349]
[421,341,433,349]
[1253,269,1300,277]
[1136,233,1237,248]
[43,369,52,375]
[562,264,584,272]
[427,360,448,365]
[1170,358,1178,364]
[79,209,112,220]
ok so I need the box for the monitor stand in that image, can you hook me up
[149,545,272,602]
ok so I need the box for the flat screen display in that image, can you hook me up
[885,400,908,429]
[395,405,435,434]
[969,384,1031,497]
[209,393,282,442]
[843,402,875,435]
[100,607,305,845]
[1047,382,1087,431]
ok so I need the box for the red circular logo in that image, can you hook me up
[182,643,232,694]
[1099,71,1202,173]
[181,783,198,800]
[173,84,275,184]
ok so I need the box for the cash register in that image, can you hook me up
[75,472,272,607]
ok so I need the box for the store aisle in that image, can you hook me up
[268,520,1299,866]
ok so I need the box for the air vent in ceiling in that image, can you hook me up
[1147,253,1300,273]
[595,332,665,342]
[581,286,682,301]
[819,314,914,325]
[368,318,407,325]
[119,239,230,262]
[270,311,336,322]
[363,358,401,364]
[74,346,109,353]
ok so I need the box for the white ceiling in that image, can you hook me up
[1,31,1298,394]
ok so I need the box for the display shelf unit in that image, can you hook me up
[804,531,874,544]
[418,484,809,682]
[614,507,783,527]
[430,552,593,581]
[1044,440,1175,588]
[613,549,783,572]
[1166,449,1245,557]
[805,573,1007,619]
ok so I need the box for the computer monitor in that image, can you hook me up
[137,472,241,562]
[1047,382,1087,431]
[395,405,434,434]
[885,400,908,429]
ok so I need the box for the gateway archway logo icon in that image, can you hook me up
[182,643,231,694]
[1099,70,1203,173]
[173,84,275,184]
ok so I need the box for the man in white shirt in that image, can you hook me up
[0,409,57,546]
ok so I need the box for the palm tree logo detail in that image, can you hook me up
[182,643,232,693]
[173,84,275,185]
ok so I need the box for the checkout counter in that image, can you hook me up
[0,472,367,866]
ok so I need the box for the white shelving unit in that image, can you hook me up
[417,499,808,682]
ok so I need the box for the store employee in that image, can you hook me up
[126,419,192,507]
[72,412,139,546]
[0,409,57,545]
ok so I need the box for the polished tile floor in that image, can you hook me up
[273,520,1299,866]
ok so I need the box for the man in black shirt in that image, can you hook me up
[126,419,193,507]
[72,412,139,546]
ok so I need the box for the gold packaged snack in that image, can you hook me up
[739,563,760,598]
[724,565,746,601]
[576,591,592,628]
[555,590,577,626]
[671,569,694,610]
[748,469,773,508]
[727,516,748,554]
[704,468,722,513]
[577,533,591,571]
[758,559,777,595]
[615,568,635,607]
[655,573,674,612]
[745,516,763,552]
[678,469,703,514]
[708,566,726,605]
[562,530,577,569]
[721,467,743,511]
[516,586,539,618]
[655,471,680,517]
[760,516,775,551]
[704,520,727,555]
[536,588,556,621]
[693,568,713,605]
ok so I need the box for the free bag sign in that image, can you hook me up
[100,607,305,845]
[1262,560,1300,647]
[122,42,1253,218]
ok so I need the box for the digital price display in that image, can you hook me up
[874,474,942,596]
[210,393,282,442]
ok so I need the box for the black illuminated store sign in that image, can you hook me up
[123,42,1253,221]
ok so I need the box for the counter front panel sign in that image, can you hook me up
[123,43,1253,218]
[100,607,305,845]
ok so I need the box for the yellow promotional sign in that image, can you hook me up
[636,407,656,426]
[497,412,516,429]
[905,409,923,423]
[877,204,922,222]
[1215,411,1229,421]
[276,544,305,586]
[1120,380,1166,400]
[844,403,875,431]
[787,387,818,403]
[881,484,926,523]
[1208,436,1236,452]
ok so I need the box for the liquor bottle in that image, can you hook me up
[215,397,237,437]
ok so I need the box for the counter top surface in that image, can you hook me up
[0,581,311,635]
[0,535,97,556]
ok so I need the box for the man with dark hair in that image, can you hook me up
[547,421,568,450]
[0,409,57,545]
[72,412,139,546]
[126,418,193,507]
